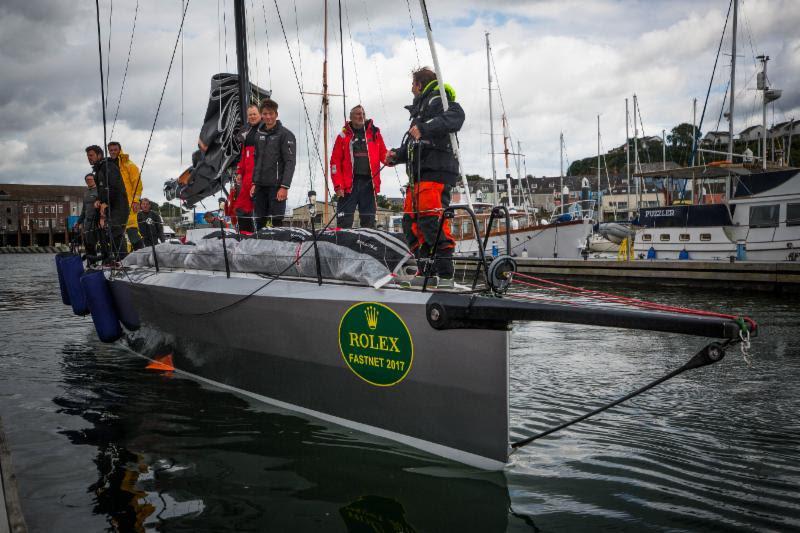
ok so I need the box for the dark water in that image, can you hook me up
[1,254,799,532]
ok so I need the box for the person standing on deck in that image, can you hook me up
[137,198,165,247]
[107,141,143,251]
[386,67,465,283]
[229,103,260,232]
[330,105,388,229]
[76,173,100,261]
[250,99,296,228]
[86,145,129,262]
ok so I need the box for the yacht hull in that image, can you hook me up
[110,269,510,469]
[456,219,592,258]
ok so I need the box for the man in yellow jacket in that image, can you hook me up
[108,141,144,250]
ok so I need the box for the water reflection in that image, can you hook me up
[52,340,514,531]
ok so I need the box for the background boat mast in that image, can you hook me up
[596,114,600,221]
[559,131,564,215]
[625,98,630,220]
[502,114,514,208]
[728,0,737,163]
[486,32,498,205]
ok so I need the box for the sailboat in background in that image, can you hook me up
[452,33,593,259]
[631,0,800,261]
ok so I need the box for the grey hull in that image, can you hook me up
[111,269,509,469]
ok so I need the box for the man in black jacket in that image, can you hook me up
[86,145,130,261]
[249,99,296,228]
[387,67,465,282]
[136,198,165,247]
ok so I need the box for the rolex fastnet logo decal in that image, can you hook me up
[338,302,414,387]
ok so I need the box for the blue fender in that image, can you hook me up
[61,254,88,315]
[80,270,123,343]
[55,252,75,305]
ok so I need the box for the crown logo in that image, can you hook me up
[364,306,379,330]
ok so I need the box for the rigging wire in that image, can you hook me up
[135,0,191,193]
[635,100,651,164]
[690,0,732,165]
[105,0,113,115]
[259,0,273,87]
[289,0,315,190]
[94,0,111,237]
[359,0,403,191]
[342,0,362,104]
[180,0,185,166]
[338,0,347,120]
[250,0,260,96]
[272,0,328,181]
[110,0,139,138]
[223,0,230,70]
[404,0,421,67]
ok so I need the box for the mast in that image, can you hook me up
[728,0,737,162]
[758,54,769,170]
[486,32,498,205]
[418,0,472,208]
[233,0,250,126]
[559,131,564,215]
[502,114,513,208]
[323,0,330,222]
[516,140,528,215]
[596,114,600,221]
[691,97,697,166]
[633,94,640,209]
[625,98,630,220]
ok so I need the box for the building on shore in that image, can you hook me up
[289,201,396,230]
[0,183,85,246]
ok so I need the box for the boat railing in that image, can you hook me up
[421,205,500,292]
[550,199,597,224]
[470,206,512,290]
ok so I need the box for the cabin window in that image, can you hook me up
[679,234,690,241]
[462,221,471,235]
[660,234,671,241]
[700,233,711,241]
[641,233,652,242]
[787,204,800,226]
[749,204,779,228]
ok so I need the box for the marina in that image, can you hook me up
[2,0,799,530]
[2,254,799,530]
[491,257,800,292]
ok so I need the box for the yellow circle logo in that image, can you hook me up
[338,302,414,387]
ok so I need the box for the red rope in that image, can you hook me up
[510,272,757,332]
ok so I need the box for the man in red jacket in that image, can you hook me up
[228,103,260,232]
[330,105,387,229]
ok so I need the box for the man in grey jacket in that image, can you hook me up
[249,99,296,228]
[76,173,99,259]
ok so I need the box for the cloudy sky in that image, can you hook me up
[1,0,798,209]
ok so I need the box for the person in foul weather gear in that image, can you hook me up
[228,103,260,232]
[386,67,464,280]
[86,145,129,262]
[107,141,144,251]
[330,105,388,229]
[250,99,296,228]
[137,198,165,247]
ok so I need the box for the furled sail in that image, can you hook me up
[164,73,270,208]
